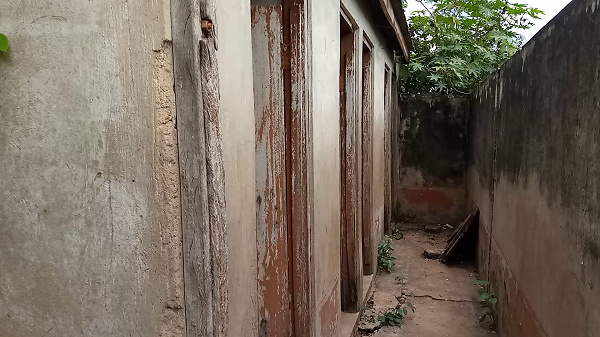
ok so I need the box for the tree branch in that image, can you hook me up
[416,0,435,18]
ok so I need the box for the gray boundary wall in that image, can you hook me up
[468,0,600,336]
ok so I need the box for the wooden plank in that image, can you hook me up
[251,6,292,337]
[448,212,476,243]
[171,0,227,335]
[441,210,480,262]
[361,46,375,275]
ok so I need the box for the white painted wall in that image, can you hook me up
[216,0,259,336]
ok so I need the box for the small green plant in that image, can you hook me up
[377,236,395,272]
[379,302,415,326]
[474,280,497,324]
[0,34,9,52]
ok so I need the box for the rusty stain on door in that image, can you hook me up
[251,5,292,337]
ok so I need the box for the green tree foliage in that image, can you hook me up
[401,0,543,94]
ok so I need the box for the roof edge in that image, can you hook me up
[378,0,413,61]
[390,0,413,51]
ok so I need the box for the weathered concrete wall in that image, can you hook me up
[0,1,185,336]
[395,95,469,224]
[216,1,259,336]
[310,0,396,335]
[468,1,600,336]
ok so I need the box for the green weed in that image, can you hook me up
[474,280,497,324]
[377,236,395,272]
[378,302,415,327]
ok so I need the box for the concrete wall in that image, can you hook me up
[310,0,395,335]
[216,1,259,336]
[468,1,600,336]
[0,1,185,336]
[395,95,469,224]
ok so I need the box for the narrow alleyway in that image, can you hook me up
[358,224,496,337]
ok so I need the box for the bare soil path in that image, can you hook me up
[358,225,496,337]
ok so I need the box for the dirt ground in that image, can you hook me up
[358,225,496,337]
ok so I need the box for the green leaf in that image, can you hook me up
[473,280,490,285]
[478,293,492,302]
[0,34,9,52]
[490,297,498,304]
[428,74,442,81]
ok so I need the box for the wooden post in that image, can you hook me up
[171,0,228,336]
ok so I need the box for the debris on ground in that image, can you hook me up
[358,291,398,333]
[423,248,443,259]
[358,309,382,332]
[424,224,445,234]
[441,209,479,263]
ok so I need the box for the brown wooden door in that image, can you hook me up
[339,14,362,313]
[252,6,292,337]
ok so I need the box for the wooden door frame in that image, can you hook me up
[383,66,392,235]
[283,0,313,335]
[339,7,363,313]
[171,1,228,336]
[361,35,375,276]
